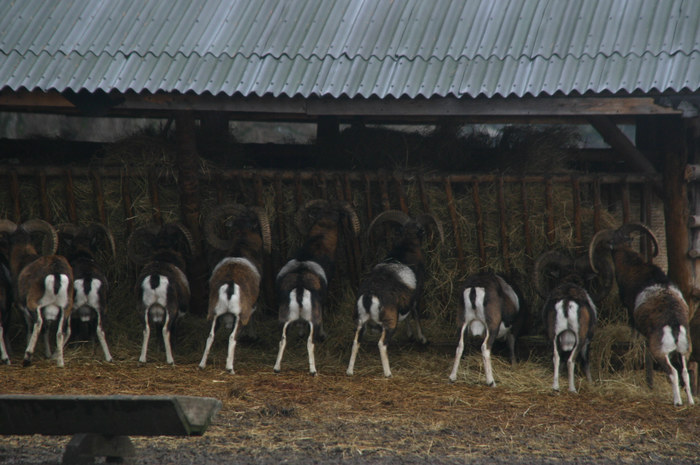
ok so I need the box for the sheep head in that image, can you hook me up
[204,203,272,254]
[294,199,361,238]
[588,223,659,273]
[57,222,116,261]
[367,210,444,246]
[534,248,612,301]
[127,222,196,268]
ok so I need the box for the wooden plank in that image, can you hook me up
[9,171,20,223]
[572,177,582,249]
[121,168,134,237]
[148,169,162,225]
[593,179,602,233]
[588,115,659,177]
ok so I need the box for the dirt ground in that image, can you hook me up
[0,338,698,465]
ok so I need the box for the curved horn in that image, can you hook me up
[252,206,272,254]
[127,225,160,266]
[533,250,573,298]
[367,210,411,238]
[21,219,58,255]
[294,199,330,234]
[416,213,445,244]
[339,202,361,236]
[588,229,615,273]
[170,222,197,258]
[576,254,614,302]
[204,203,250,251]
[87,223,116,257]
[615,222,659,258]
[55,223,80,238]
[0,220,18,235]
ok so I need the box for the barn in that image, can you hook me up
[0,1,699,463]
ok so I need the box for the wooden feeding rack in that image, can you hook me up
[0,394,222,464]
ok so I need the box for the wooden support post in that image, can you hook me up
[363,173,373,224]
[121,168,134,237]
[90,170,106,225]
[37,171,50,222]
[472,179,486,268]
[9,171,20,223]
[520,180,532,262]
[593,178,602,233]
[572,177,582,250]
[175,113,206,315]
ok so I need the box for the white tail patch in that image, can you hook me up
[677,326,690,354]
[142,275,169,308]
[660,325,677,355]
[554,300,580,351]
[38,274,71,318]
[214,283,242,317]
[463,287,486,337]
[74,278,102,310]
[287,288,313,322]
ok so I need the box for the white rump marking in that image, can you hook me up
[74,278,102,310]
[660,325,677,355]
[214,283,242,317]
[377,263,416,289]
[277,259,327,284]
[142,275,169,308]
[463,287,486,337]
[287,288,313,322]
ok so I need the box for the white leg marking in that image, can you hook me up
[95,312,112,362]
[226,316,239,374]
[346,324,363,376]
[378,329,392,378]
[199,316,217,370]
[162,312,174,365]
[55,310,65,367]
[666,354,682,406]
[24,309,43,364]
[552,338,560,391]
[567,347,578,393]
[680,355,695,406]
[307,322,316,375]
[274,321,290,372]
[482,329,495,387]
[0,325,8,364]
[139,309,150,363]
[449,323,468,382]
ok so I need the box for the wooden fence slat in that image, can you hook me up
[498,176,510,273]
[572,177,582,249]
[545,178,555,245]
[9,171,20,223]
[394,175,408,214]
[520,179,532,261]
[622,179,631,224]
[445,177,464,271]
[148,169,162,225]
[121,168,134,236]
[90,170,106,225]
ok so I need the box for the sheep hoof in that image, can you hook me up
[487,381,496,387]
[448,376,456,383]
[22,358,31,367]
[227,369,235,375]
[273,368,281,374]
[310,371,317,377]
[346,370,354,376]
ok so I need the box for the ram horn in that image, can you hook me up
[588,229,615,273]
[0,220,18,236]
[87,223,117,257]
[533,250,573,298]
[339,202,361,236]
[294,199,330,234]
[252,206,272,254]
[169,222,198,258]
[576,253,614,302]
[21,219,58,255]
[126,225,160,266]
[367,210,411,238]
[203,203,251,251]
[416,213,445,244]
[615,222,659,258]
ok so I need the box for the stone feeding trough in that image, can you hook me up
[0,394,222,464]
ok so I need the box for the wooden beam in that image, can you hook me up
[588,116,660,180]
[0,90,683,119]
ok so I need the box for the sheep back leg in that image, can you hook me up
[94,311,112,362]
[0,324,9,364]
[645,349,655,389]
[346,323,364,376]
[23,309,43,366]
[43,323,52,359]
[307,322,317,375]
[273,321,291,373]
[680,354,695,406]
[481,329,496,387]
[198,316,218,370]
[138,309,150,364]
[54,310,66,367]
[506,332,516,365]
[662,354,683,406]
[566,344,579,393]
[449,322,468,382]
[162,311,174,365]
[225,316,240,374]
[378,327,392,378]
[409,305,427,345]
[552,338,561,391]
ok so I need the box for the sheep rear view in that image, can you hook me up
[449,272,525,386]
[199,204,271,374]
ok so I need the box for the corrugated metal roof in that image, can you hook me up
[0,0,699,98]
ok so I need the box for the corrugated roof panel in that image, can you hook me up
[1,0,700,100]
